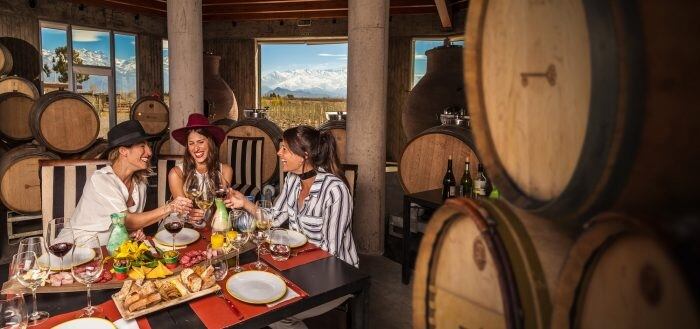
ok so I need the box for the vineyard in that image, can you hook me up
[261,96,346,130]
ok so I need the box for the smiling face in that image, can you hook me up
[277,141,307,174]
[187,131,211,165]
[120,141,152,171]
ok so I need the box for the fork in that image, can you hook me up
[216,290,244,319]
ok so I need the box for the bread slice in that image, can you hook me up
[187,275,203,293]
[202,276,216,290]
[200,265,215,280]
[139,281,157,297]
[116,280,134,301]
[170,278,189,297]
[123,292,141,309]
[180,268,194,283]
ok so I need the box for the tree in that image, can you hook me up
[44,46,89,84]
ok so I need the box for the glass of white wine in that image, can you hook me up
[251,208,272,270]
[184,171,204,228]
[70,235,104,318]
[195,179,215,228]
[13,251,50,326]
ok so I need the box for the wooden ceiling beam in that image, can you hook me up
[433,0,452,29]
[203,5,435,20]
[69,0,165,16]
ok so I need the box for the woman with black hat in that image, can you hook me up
[167,113,232,225]
[65,120,192,245]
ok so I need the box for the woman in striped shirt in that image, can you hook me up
[225,125,358,267]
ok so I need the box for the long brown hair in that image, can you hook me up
[182,128,220,177]
[283,125,346,186]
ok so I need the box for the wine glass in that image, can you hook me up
[71,235,103,317]
[13,251,50,325]
[184,172,204,228]
[209,169,229,199]
[0,290,27,329]
[229,210,252,273]
[256,200,274,255]
[195,179,215,227]
[251,208,271,270]
[17,236,52,322]
[162,213,184,252]
[269,228,291,262]
[44,217,74,272]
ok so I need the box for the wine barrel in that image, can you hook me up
[0,43,12,75]
[73,138,109,160]
[552,213,699,328]
[413,198,572,329]
[130,96,169,136]
[317,120,346,164]
[399,125,479,194]
[0,92,34,142]
[155,135,172,155]
[0,76,39,100]
[0,144,59,214]
[220,118,282,185]
[212,118,236,133]
[465,0,700,221]
[0,140,9,158]
[30,91,100,154]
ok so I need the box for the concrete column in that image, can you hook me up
[167,0,203,154]
[347,0,389,255]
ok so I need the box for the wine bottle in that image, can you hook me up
[442,155,457,199]
[474,163,488,198]
[459,158,473,198]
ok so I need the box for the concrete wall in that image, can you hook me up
[204,11,466,161]
[0,0,167,96]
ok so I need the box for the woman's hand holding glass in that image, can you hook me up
[223,188,250,210]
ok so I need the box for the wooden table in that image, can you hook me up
[402,188,444,284]
[0,249,371,329]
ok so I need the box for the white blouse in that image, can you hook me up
[63,165,147,245]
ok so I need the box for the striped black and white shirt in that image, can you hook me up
[271,170,358,268]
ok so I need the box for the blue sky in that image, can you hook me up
[41,27,135,62]
[260,43,348,74]
[413,39,464,87]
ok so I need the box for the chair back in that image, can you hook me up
[40,159,109,232]
[156,155,183,207]
[226,136,264,197]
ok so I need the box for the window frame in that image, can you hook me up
[411,36,464,89]
[39,21,139,131]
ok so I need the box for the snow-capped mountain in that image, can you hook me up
[41,48,136,92]
[261,68,347,98]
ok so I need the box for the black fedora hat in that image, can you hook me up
[106,120,151,152]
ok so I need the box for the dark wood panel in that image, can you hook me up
[137,34,164,98]
[386,36,412,162]
[0,13,42,91]
[203,38,256,117]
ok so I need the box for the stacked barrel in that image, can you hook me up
[412,1,700,328]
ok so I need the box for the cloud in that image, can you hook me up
[162,40,168,50]
[318,53,346,57]
[415,54,427,60]
[72,30,105,42]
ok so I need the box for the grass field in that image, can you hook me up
[261,96,346,130]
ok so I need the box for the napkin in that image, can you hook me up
[152,241,186,250]
[267,285,300,308]
[113,318,141,329]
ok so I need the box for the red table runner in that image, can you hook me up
[261,243,333,271]
[33,299,152,329]
[189,263,309,328]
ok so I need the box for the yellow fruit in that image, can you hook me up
[146,262,173,279]
[128,268,145,280]
[211,233,225,249]
[226,231,237,241]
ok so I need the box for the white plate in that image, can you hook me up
[154,228,200,247]
[286,230,307,248]
[38,247,96,271]
[52,317,116,329]
[226,270,287,304]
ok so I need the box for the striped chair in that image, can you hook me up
[226,136,263,199]
[156,155,183,207]
[40,159,109,231]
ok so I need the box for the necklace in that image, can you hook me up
[298,169,317,180]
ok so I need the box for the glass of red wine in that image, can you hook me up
[44,217,75,272]
[163,214,184,251]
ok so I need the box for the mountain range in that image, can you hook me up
[261,68,347,99]
[41,48,136,92]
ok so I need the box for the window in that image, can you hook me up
[40,22,137,137]
[162,39,169,106]
[258,41,347,130]
[412,38,464,88]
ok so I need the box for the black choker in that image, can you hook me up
[298,169,316,180]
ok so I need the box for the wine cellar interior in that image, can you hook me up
[0,0,699,328]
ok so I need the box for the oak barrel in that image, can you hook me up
[0,144,59,213]
[317,120,346,164]
[73,138,109,160]
[0,43,12,75]
[212,118,236,133]
[155,135,171,156]
[130,96,169,136]
[0,76,39,100]
[0,92,34,142]
[220,118,282,185]
[413,198,572,329]
[551,213,700,328]
[399,125,479,194]
[30,90,100,154]
[465,0,700,221]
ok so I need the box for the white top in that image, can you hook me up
[61,165,147,245]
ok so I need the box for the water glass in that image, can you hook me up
[269,228,291,262]
[0,290,27,329]
[212,260,229,281]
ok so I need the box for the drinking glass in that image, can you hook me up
[269,228,291,262]
[161,213,184,252]
[251,208,271,270]
[184,172,204,228]
[0,290,27,329]
[255,200,274,255]
[211,257,229,281]
[194,179,215,229]
[229,210,252,273]
[209,169,229,199]
[44,217,74,272]
[70,235,103,317]
[13,251,50,325]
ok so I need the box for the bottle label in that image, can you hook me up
[449,186,456,197]
[474,181,487,195]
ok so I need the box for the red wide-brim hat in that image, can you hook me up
[171,113,226,146]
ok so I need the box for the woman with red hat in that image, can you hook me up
[168,113,232,225]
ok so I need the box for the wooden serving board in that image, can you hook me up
[112,284,221,320]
